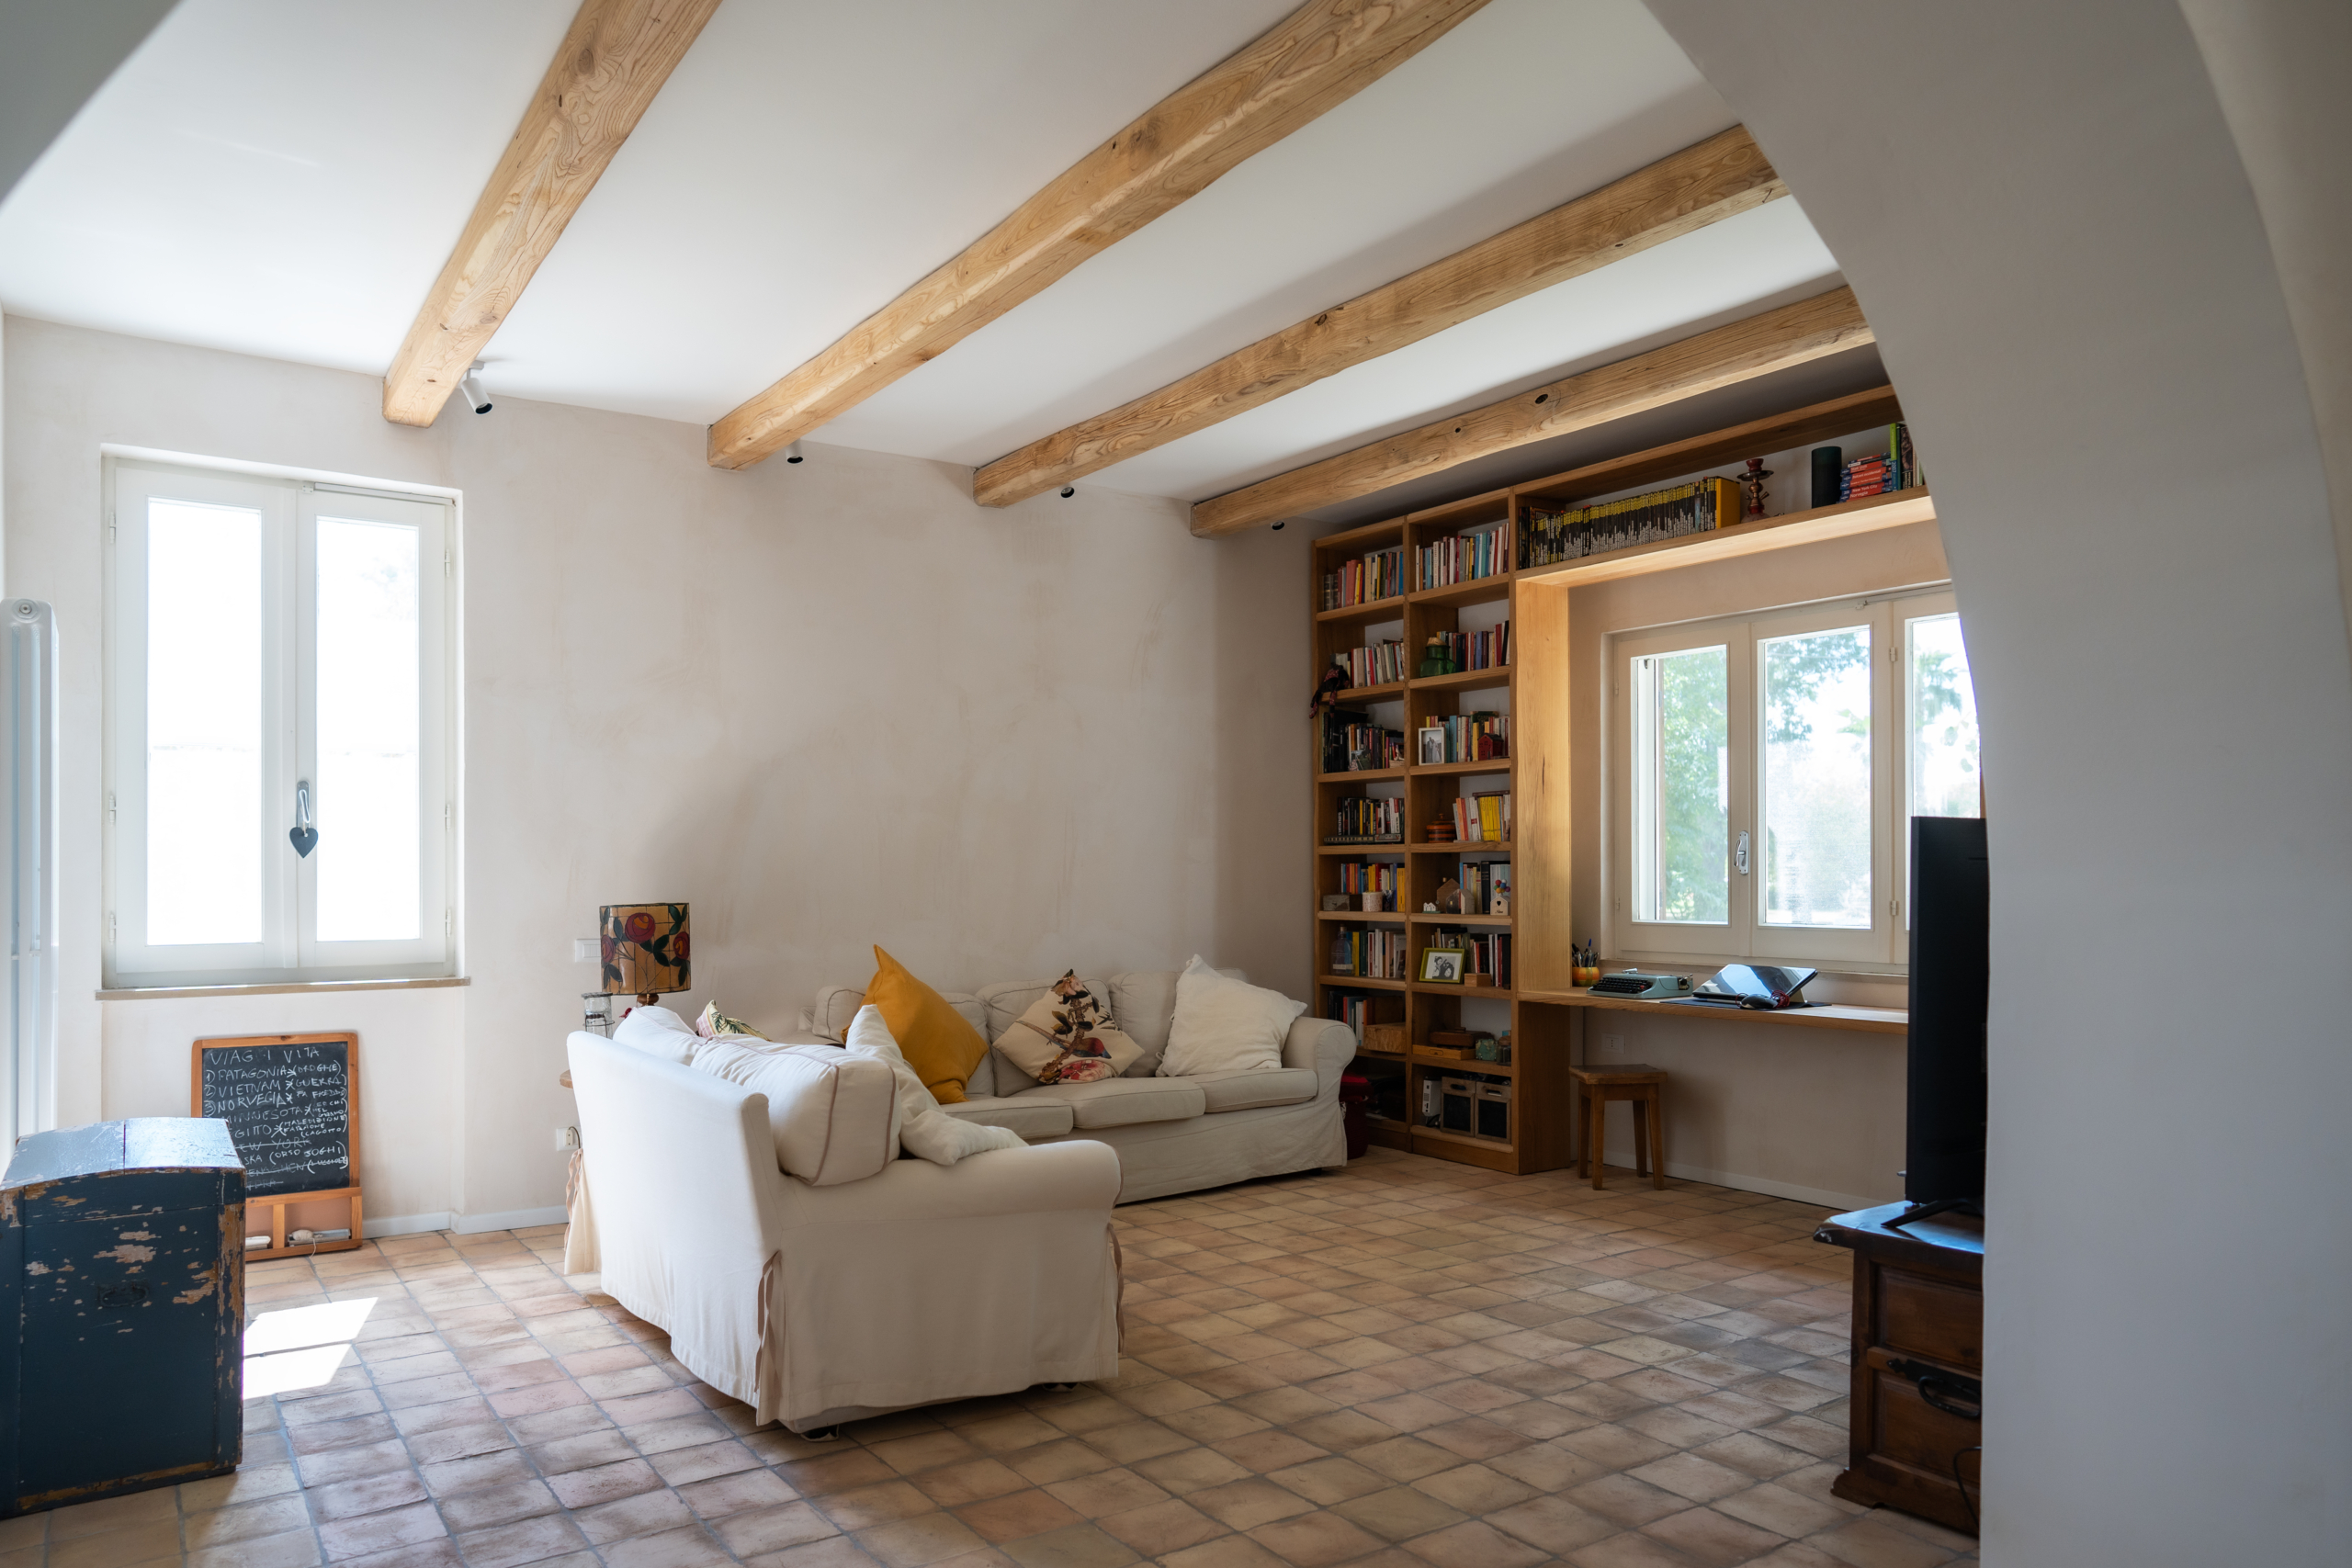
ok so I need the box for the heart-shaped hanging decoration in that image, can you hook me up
[289,826,318,858]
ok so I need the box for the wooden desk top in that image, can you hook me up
[1519,987,1906,1034]
[1816,1200,1984,1269]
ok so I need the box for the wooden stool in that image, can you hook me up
[1569,1064,1668,1190]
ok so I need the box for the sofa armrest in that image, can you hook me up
[566,1032,786,1361]
[774,1138,1118,1229]
[1283,1015,1356,1098]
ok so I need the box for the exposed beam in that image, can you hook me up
[1187,285,1875,536]
[705,0,1491,471]
[976,126,1784,507]
[383,0,724,427]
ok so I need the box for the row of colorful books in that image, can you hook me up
[1424,929,1512,987]
[1841,424,1918,501]
[1319,709,1402,772]
[1338,722,1404,772]
[1519,476,1740,570]
[1430,792,1510,843]
[1336,638,1408,688]
[1338,861,1400,906]
[1330,795,1404,843]
[1419,712,1508,764]
[1330,928,1408,981]
[1327,992,1389,1039]
[1428,624,1509,672]
[1457,859,1510,917]
[1320,546,1407,609]
[1418,525,1508,590]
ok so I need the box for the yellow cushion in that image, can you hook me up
[864,946,988,1104]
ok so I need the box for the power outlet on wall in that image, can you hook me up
[552,1125,580,1151]
[1600,1033,1624,1057]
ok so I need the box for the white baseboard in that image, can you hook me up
[361,1212,451,1238]
[452,1205,569,1235]
[360,1205,568,1240]
[1595,1150,1892,1213]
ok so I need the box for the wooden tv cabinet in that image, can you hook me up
[1815,1201,1983,1536]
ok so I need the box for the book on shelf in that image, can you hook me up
[1840,423,1919,501]
[1336,638,1408,687]
[1519,476,1739,570]
[1319,709,1403,773]
[1423,927,1512,988]
[1326,993,1397,1041]
[1417,712,1509,765]
[1454,858,1510,917]
[1320,546,1406,609]
[1329,927,1407,981]
[1336,860,1400,908]
[1423,622,1510,675]
[1417,523,1508,591]
[1329,795,1403,843]
[1446,792,1510,843]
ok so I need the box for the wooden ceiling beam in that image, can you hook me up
[974,125,1784,507]
[1186,285,1875,536]
[705,0,1491,471]
[382,0,723,427]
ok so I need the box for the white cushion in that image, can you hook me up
[1159,956,1305,1078]
[842,1005,1023,1166]
[937,1096,1076,1139]
[1013,1076,1205,1129]
[1190,1067,1320,1113]
[612,1005,698,1065]
[691,1038,899,1186]
[1106,972,1177,1066]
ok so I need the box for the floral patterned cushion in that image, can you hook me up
[994,972,1143,1085]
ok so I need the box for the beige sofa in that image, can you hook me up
[565,1030,1124,1435]
[806,969,1352,1203]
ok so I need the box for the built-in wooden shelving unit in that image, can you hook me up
[1310,383,1929,1175]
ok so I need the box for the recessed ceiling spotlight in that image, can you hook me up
[1272,521,1286,531]
[458,363,492,415]
[785,440,805,464]
[1060,486,1075,499]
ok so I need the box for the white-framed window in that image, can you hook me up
[1610,588,1978,970]
[105,457,456,987]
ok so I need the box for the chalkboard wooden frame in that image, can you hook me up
[190,1032,363,1260]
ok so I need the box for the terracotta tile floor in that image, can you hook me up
[0,1147,1982,1568]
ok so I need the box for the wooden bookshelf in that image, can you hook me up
[1308,384,1928,1174]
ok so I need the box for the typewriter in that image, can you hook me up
[1587,970,1692,999]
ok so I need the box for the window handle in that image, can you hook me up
[289,780,319,859]
[1736,829,1750,876]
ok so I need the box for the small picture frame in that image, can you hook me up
[1418,727,1446,766]
[1419,946,1466,985]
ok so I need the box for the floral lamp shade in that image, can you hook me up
[601,903,688,1001]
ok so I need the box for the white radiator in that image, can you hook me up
[4,599,57,1144]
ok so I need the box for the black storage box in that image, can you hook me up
[2,1119,245,1516]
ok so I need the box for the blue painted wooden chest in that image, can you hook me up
[1,1118,245,1516]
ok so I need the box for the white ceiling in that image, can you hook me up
[0,0,1846,507]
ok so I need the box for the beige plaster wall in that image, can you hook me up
[2,315,1309,1226]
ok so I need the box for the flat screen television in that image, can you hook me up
[1905,816,1988,1206]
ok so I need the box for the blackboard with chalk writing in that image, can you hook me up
[190,1033,358,1198]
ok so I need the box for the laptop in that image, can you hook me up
[1689,964,1819,1009]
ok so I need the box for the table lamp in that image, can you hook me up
[600,902,689,1010]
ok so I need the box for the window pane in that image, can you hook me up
[1633,646,1728,923]
[1761,625,1872,927]
[315,517,421,942]
[1907,612,1981,818]
[147,500,263,945]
